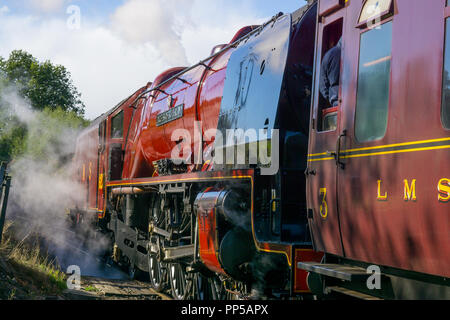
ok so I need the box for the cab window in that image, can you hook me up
[355,21,392,142]
[98,120,106,151]
[111,111,124,139]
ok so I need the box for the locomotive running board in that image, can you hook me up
[297,262,370,282]
[163,244,195,261]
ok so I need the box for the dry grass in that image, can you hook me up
[0,220,67,299]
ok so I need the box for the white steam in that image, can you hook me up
[111,0,192,66]
[0,87,35,125]
[0,85,110,275]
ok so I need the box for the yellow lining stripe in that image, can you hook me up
[308,137,450,157]
[308,144,450,162]
[308,157,335,162]
[308,151,330,157]
[308,137,450,161]
[341,145,450,159]
[340,137,450,153]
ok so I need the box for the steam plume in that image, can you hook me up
[111,0,192,66]
[0,84,111,277]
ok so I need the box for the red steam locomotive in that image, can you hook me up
[71,0,450,300]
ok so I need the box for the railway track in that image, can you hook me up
[66,276,173,300]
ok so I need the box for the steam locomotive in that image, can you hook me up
[70,0,450,300]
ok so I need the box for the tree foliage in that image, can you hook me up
[0,50,85,115]
[0,50,89,163]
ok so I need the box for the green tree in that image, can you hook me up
[0,50,85,115]
[0,50,89,162]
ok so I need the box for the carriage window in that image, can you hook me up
[111,111,124,139]
[317,18,342,132]
[441,18,450,129]
[355,21,392,142]
[359,0,393,24]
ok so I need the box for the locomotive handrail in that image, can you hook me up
[128,11,286,109]
[121,11,286,158]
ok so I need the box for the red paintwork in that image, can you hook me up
[73,122,99,212]
[229,26,259,43]
[196,188,228,275]
[122,83,154,180]
[293,249,324,293]
[73,85,147,215]
[308,0,450,278]
[152,67,186,88]
[124,43,234,180]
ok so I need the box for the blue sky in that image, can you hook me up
[0,0,309,119]
[1,1,308,19]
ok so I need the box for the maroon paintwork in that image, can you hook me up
[73,85,147,215]
[73,124,99,212]
[307,0,450,278]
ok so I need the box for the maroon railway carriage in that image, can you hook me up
[300,0,449,299]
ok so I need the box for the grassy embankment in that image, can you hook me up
[0,221,67,300]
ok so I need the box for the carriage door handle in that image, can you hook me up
[335,129,347,169]
[269,198,281,236]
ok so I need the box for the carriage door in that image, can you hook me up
[335,0,395,262]
[306,1,345,257]
[97,119,107,215]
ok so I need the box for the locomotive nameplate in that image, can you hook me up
[156,104,184,127]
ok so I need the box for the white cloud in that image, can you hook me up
[182,0,266,63]
[29,0,65,12]
[111,0,192,66]
[0,6,9,14]
[0,0,267,120]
